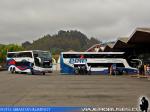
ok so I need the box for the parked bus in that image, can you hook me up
[60,52,139,75]
[7,50,53,75]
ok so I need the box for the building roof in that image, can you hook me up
[113,37,129,49]
[103,43,115,52]
[118,37,129,43]
[87,27,150,52]
[106,43,115,48]
[136,27,150,33]
[128,27,150,44]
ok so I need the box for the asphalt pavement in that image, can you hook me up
[0,71,149,107]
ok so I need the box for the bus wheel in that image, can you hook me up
[122,70,128,75]
[42,72,45,75]
[10,67,12,73]
[116,70,120,75]
[74,69,79,75]
[11,67,15,74]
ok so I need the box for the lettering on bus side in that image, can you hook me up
[69,58,87,64]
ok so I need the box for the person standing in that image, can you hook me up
[146,64,150,75]
[140,64,145,75]
[140,97,149,112]
[87,65,91,75]
[144,64,147,75]
[109,64,113,75]
[109,64,117,75]
[112,64,117,75]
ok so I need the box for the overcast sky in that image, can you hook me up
[0,0,150,44]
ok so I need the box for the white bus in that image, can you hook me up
[6,50,53,75]
[60,52,139,75]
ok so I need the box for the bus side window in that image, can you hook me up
[7,53,16,58]
[116,63,125,67]
[17,52,32,58]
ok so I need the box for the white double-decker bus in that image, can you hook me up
[7,50,53,75]
[60,52,139,75]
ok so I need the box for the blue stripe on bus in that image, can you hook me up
[60,55,74,74]
[60,64,74,74]
[117,67,138,74]
[91,70,109,75]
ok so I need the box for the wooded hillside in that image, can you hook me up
[22,30,101,54]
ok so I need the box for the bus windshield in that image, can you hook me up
[33,51,51,59]
[39,51,51,59]
[17,52,32,58]
[7,53,16,58]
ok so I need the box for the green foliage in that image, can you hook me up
[0,44,24,63]
[23,30,101,55]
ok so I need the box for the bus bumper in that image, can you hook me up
[36,67,53,73]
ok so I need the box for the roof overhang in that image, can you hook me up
[128,28,150,44]
[113,40,128,49]
[103,43,114,52]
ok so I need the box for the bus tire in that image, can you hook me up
[112,70,119,75]
[116,70,120,75]
[112,70,115,75]
[11,67,15,74]
[43,72,45,75]
[74,68,79,75]
[10,67,12,73]
[122,70,128,75]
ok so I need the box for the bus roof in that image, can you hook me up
[7,50,49,54]
[61,52,124,54]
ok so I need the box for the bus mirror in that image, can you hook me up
[131,59,142,66]
[36,57,42,63]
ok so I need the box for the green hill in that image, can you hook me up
[22,30,101,54]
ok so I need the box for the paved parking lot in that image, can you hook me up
[0,71,149,107]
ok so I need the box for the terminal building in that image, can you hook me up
[88,27,150,64]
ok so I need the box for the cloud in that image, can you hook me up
[0,0,150,44]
